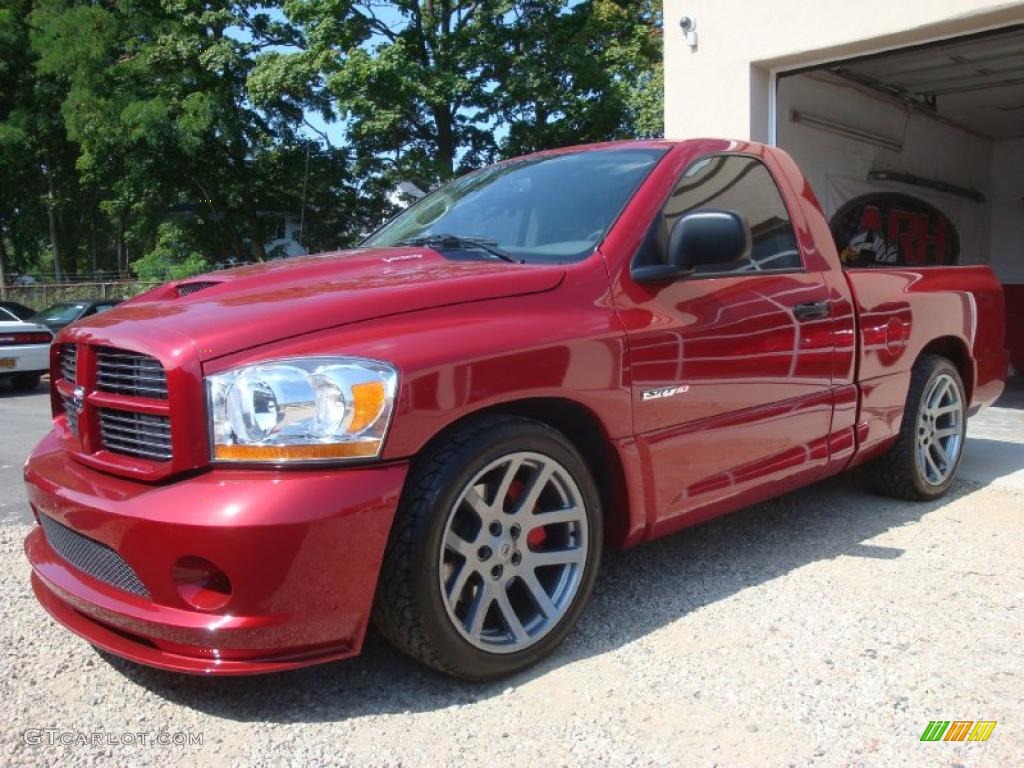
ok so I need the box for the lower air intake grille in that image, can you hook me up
[99,408,173,461]
[38,514,149,598]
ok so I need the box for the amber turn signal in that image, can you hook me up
[213,441,380,462]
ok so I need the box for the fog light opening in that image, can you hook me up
[172,556,232,611]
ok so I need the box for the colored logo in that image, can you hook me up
[920,721,996,742]
[830,193,959,268]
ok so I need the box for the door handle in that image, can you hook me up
[793,301,831,321]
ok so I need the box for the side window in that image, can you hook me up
[662,155,802,274]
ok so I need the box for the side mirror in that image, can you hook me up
[633,210,751,283]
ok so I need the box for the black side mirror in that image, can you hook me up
[633,210,751,283]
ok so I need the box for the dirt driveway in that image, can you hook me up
[1,384,1021,766]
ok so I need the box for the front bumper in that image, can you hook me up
[0,343,49,375]
[24,430,408,675]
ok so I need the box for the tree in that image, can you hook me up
[28,0,332,269]
[1,1,664,283]
[486,0,663,157]
[131,220,208,281]
[256,1,663,193]
[0,0,86,282]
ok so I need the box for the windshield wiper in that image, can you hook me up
[397,234,524,264]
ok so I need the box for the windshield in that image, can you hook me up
[33,303,85,324]
[363,147,667,263]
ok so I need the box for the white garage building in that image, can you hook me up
[662,1,1024,373]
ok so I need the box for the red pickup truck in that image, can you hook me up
[24,139,1007,680]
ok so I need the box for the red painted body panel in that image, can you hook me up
[25,430,405,673]
[22,139,1008,674]
[999,283,1024,374]
[844,266,1007,464]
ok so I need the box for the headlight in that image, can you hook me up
[206,357,398,463]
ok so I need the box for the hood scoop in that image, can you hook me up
[177,281,221,297]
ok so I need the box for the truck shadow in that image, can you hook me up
[100,471,989,723]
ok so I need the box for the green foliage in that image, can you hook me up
[132,221,209,281]
[488,0,664,157]
[0,0,663,283]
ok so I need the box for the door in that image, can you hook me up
[618,153,836,534]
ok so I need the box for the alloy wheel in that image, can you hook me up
[438,451,589,653]
[914,372,964,485]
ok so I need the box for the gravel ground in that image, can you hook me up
[1,388,1022,767]
[0,381,49,525]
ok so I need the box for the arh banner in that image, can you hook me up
[823,175,985,268]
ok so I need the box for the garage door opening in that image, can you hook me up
[775,26,1024,375]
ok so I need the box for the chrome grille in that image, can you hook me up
[99,408,172,461]
[61,393,80,436]
[177,281,219,296]
[38,513,149,598]
[59,344,77,383]
[96,347,167,399]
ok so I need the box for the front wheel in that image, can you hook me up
[871,355,967,500]
[373,416,602,679]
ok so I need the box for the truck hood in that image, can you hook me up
[66,247,566,361]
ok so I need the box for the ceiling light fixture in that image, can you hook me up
[790,110,904,151]
[867,170,986,202]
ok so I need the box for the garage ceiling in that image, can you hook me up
[829,26,1024,140]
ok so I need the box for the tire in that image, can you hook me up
[373,415,603,679]
[870,355,967,500]
[10,373,41,392]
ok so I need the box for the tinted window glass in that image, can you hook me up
[661,155,802,274]
[364,147,667,263]
[33,303,86,324]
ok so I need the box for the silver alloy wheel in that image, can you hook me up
[438,451,588,653]
[914,372,964,486]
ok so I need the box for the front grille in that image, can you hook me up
[38,514,149,598]
[99,408,172,461]
[59,344,77,383]
[61,393,80,436]
[177,281,219,296]
[96,347,167,399]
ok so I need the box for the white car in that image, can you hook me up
[0,321,54,392]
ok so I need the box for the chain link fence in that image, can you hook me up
[1,281,162,309]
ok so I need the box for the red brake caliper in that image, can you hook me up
[507,479,547,549]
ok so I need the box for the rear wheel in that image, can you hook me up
[871,355,966,500]
[373,416,602,679]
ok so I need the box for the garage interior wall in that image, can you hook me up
[779,73,1024,284]
[990,139,1024,283]
[776,73,995,266]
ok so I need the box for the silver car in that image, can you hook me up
[0,321,54,392]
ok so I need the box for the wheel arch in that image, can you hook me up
[918,336,973,402]
[408,397,636,548]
